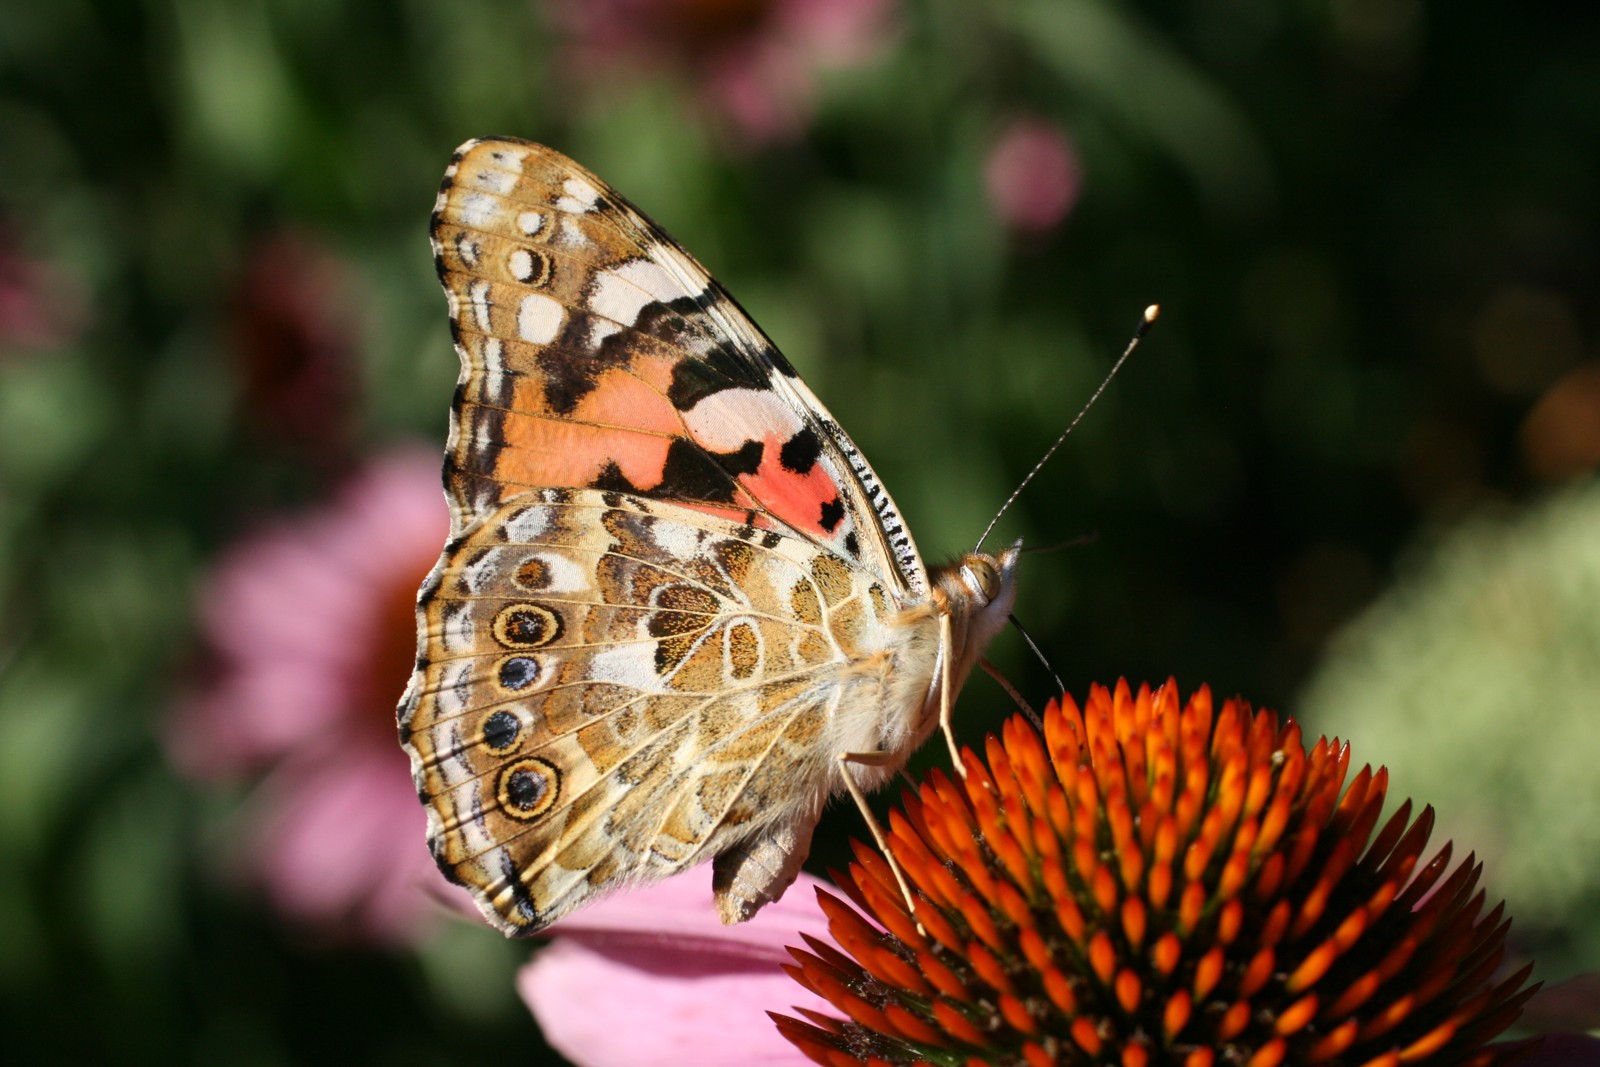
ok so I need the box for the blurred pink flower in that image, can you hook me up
[553,0,896,143]
[520,868,836,1065]
[226,231,358,465]
[0,219,88,351]
[983,117,1083,234]
[169,446,458,943]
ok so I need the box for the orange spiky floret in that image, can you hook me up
[776,680,1538,1066]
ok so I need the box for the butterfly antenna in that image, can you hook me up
[1008,614,1065,696]
[976,305,1159,552]
[1020,530,1101,556]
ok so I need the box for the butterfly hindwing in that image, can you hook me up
[401,489,912,933]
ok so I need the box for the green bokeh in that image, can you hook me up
[2,0,1596,1059]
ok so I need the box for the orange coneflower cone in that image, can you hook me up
[775,681,1540,1067]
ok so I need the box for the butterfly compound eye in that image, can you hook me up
[961,556,1002,603]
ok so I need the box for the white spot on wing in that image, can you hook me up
[682,387,805,450]
[519,551,590,594]
[556,177,600,213]
[472,167,517,195]
[649,521,704,561]
[461,548,499,594]
[587,318,623,349]
[471,411,493,460]
[503,506,552,542]
[517,211,545,236]
[449,783,494,854]
[480,336,505,398]
[468,280,492,332]
[588,642,672,693]
[458,192,496,229]
[509,249,534,282]
[589,257,692,325]
[556,217,588,248]
[436,661,474,717]
[517,293,564,343]
[486,147,528,173]
[441,603,475,654]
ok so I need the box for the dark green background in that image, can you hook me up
[2,1,1595,1060]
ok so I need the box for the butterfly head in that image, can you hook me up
[940,541,1022,657]
[954,541,1020,604]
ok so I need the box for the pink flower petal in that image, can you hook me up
[1513,1032,1600,1066]
[1520,971,1600,1035]
[520,869,835,1066]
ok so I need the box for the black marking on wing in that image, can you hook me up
[665,341,773,410]
[586,438,755,506]
[779,427,821,475]
[541,360,600,416]
[658,438,758,502]
[591,462,637,495]
[483,708,522,748]
[819,496,845,533]
[499,849,543,931]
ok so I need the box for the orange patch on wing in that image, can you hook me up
[491,371,686,491]
[495,410,670,489]
[739,436,844,538]
[571,368,683,437]
[627,352,679,395]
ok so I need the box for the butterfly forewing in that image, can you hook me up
[429,138,925,595]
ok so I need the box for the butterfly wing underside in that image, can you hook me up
[398,138,937,934]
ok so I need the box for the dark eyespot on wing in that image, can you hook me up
[497,656,541,691]
[483,708,522,749]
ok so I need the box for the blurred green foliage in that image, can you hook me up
[1301,480,1600,981]
[1,0,1596,1060]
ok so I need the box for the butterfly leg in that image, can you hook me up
[937,611,967,777]
[838,751,923,927]
[979,657,1043,729]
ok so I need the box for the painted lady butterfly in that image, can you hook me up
[398,139,1019,936]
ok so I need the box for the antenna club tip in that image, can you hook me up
[1144,304,1161,323]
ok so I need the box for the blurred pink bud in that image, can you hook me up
[552,0,897,144]
[984,118,1083,234]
